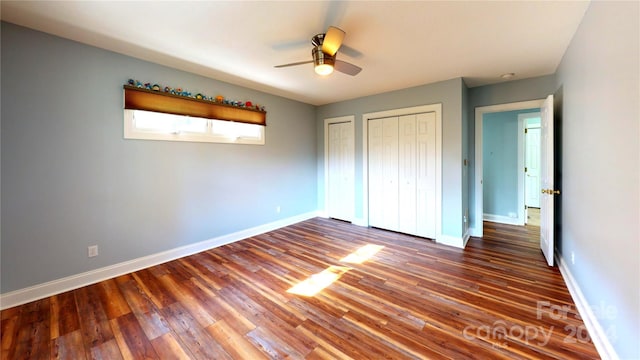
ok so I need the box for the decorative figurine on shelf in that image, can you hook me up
[127,79,135,86]
[195,93,204,100]
[136,80,143,88]
[215,95,224,103]
[152,84,161,91]
[245,101,253,108]
[164,86,171,93]
[144,83,152,90]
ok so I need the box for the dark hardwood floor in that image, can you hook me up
[1,218,599,359]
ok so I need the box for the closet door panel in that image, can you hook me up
[398,115,417,234]
[368,119,384,228]
[416,112,437,238]
[381,117,399,231]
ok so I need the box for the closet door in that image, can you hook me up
[368,119,384,227]
[381,117,399,231]
[327,122,353,221]
[416,112,437,238]
[398,115,417,234]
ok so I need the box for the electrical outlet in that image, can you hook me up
[276,205,281,214]
[88,245,98,258]
[571,251,575,265]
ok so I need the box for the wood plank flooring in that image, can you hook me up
[2,218,599,359]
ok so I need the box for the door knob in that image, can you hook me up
[541,189,561,195]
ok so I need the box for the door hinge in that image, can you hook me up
[525,128,528,134]
[525,167,528,173]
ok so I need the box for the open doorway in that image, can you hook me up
[472,99,545,237]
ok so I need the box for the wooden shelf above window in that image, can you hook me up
[124,85,266,126]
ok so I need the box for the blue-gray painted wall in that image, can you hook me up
[482,109,538,217]
[554,2,639,357]
[1,22,318,293]
[2,3,639,357]
[316,78,466,239]
[467,74,557,227]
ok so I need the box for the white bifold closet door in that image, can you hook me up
[368,112,436,238]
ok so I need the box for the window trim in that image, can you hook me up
[124,110,265,145]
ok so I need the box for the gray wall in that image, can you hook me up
[555,2,639,358]
[467,75,557,227]
[316,78,465,238]
[1,22,318,293]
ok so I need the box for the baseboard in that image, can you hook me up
[483,213,524,226]
[436,234,467,249]
[0,211,320,310]
[462,229,470,247]
[352,217,368,227]
[556,253,619,360]
[468,227,483,237]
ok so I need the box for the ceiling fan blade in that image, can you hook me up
[322,26,345,56]
[274,60,313,68]
[334,60,362,76]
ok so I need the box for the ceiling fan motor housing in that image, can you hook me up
[312,45,335,67]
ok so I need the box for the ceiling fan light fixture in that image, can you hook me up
[312,46,335,76]
[315,63,334,76]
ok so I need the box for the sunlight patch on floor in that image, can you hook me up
[340,244,385,264]
[287,266,351,296]
[287,244,385,297]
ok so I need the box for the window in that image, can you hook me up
[122,85,266,145]
[124,109,265,145]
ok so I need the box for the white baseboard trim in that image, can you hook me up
[436,234,467,249]
[0,211,320,310]
[468,227,483,237]
[556,253,619,360]
[462,229,470,247]
[483,213,524,226]
[352,217,368,227]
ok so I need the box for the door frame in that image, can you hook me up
[472,100,544,237]
[324,115,355,221]
[362,104,442,241]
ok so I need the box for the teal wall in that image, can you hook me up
[1,22,318,293]
[482,109,538,217]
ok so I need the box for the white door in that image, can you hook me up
[368,119,384,227]
[381,117,399,231]
[525,127,541,208]
[416,112,437,239]
[368,113,437,238]
[327,122,354,221]
[540,95,555,266]
[398,115,417,234]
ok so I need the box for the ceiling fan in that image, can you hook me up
[275,26,362,76]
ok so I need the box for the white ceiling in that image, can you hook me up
[1,1,590,106]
